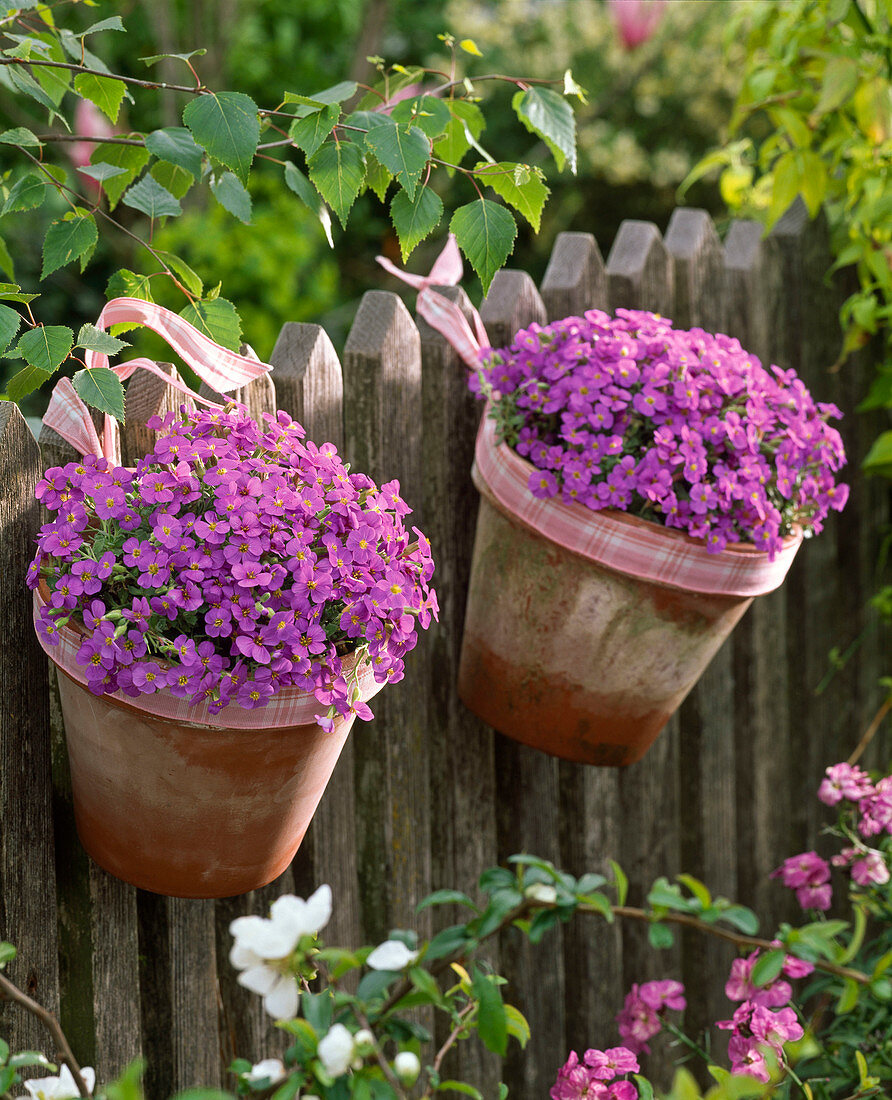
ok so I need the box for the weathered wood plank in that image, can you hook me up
[199,344,276,427]
[417,285,499,1093]
[480,269,547,346]
[169,899,222,1091]
[342,291,429,937]
[268,322,344,444]
[540,232,606,321]
[121,363,186,466]
[606,221,675,318]
[606,222,681,1087]
[667,210,738,1044]
[0,402,59,1055]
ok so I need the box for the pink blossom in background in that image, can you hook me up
[832,845,891,886]
[69,98,116,170]
[607,0,667,51]
[818,762,874,806]
[616,980,685,1054]
[551,1048,640,1100]
[770,850,830,890]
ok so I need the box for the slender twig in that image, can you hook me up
[424,1001,476,1090]
[34,134,147,147]
[0,54,203,94]
[606,904,870,984]
[847,694,892,766]
[0,972,90,1097]
[354,1007,407,1098]
[428,72,561,96]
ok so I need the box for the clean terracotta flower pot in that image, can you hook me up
[35,586,383,898]
[457,418,802,767]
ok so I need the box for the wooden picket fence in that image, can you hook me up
[0,202,887,1099]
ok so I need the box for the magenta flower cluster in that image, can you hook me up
[471,308,848,558]
[550,1046,640,1100]
[29,406,437,725]
[717,949,810,1082]
[615,979,685,1055]
[771,762,892,909]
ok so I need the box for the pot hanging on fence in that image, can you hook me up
[35,584,384,898]
[457,417,802,768]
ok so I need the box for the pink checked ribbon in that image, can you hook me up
[376,235,490,369]
[43,297,272,460]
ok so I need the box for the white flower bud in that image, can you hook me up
[353,1028,376,1054]
[393,1051,421,1086]
[246,1059,286,1084]
[524,882,557,904]
[366,939,419,971]
[317,1022,356,1078]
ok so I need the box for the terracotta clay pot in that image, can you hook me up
[36,589,382,897]
[457,419,801,767]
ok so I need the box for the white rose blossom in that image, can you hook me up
[366,940,419,971]
[24,1066,96,1100]
[229,885,332,1019]
[317,1023,356,1078]
[245,1059,286,1085]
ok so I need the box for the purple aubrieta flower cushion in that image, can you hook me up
[469,308,848,557]
[29,406,437,724]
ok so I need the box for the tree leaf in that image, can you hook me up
[145,127,204,178]
[89,141,151,209]
[140,48,207,67]
[0,283,36,304]
[512,86,577,174]
[812,57,860,119]
[1,173,47,215]
[106,269,155,304]
[365,154,392,202]
[435,100,486,172]
[72,366,125,420]
[503,1004,530,1049]
[284,80,357,118]
[75,323,129,355]
[364,121,430,200]
[391,185,443,261]
[7,64,64,122]
[41,213,98,278]
[473,161,549,231]
[208,171,252,223]
[648,923,675,949]
[73,72,126,123]
[450,199,517,294]
[283,162,333,246]
[0,304,22,353]
[121,175,182,219]
[152,251,203,297]
[0,239,13,281]
[16,324,73,372]
[79,16,125,36]
[436,1084,482,1099]
[766,151,802,229]
[750,948,786,987]
[5,364,53,402]
[460,38,483,56]
[471,968,507,1056]
[343,110,391,150]
[179,298,242,351]
[391,95,452,139]
[77,163,128,184]
[416,888,478,913]
[182,91,260,186]
[306,141,365,227]
[148,161,192,201]
[0,127,42,149]
[289,102,340,158]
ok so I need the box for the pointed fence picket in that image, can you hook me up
[0,204,886,1099]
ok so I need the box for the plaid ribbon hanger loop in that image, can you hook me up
[376,234,491,370]
[43,297,273,461]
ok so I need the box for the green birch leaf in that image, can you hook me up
[79,16,125,36]
[364,121,430,200]
[365,154,392,202]
[391,185,443,261]
[0,283,36,303]
[16,324,73,372]
[121,175,182,219]
[7,65,64,122]
[5,364,52,402]
[284,80,357,118]
[152,251,203,297]
[210,171,252,223]
[106,268,155,304]
[77,163,128,184]
[471,968,507,1056]
[283,163,333,246]
[75,323,129,355]
[0,303,22,353]
[145,127,204,178]
[139,48,207,68]
[512,86,577,174]
[0,127,42,148]
[766,151,801,229]
[41,213,98,277]
[150,161,193,200]
[435,100,486,172]
[89,141,150,209]
[343,110,390,150]
[812,57,860,119]
[0,238,13,280]
[450,199,517,294]
[307,141,365,227]
[72,366,125,420]
[391,95,452,139]
[73,72,126,123]
[289,102,340,158]
[179,298,242,351]
[473,161,549,231]
[1,173,47,215]
[33,57,70,107]
[182,91,260,186]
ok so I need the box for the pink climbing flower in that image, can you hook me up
[771,850,830,890]
[818,762,873,806]
[616,980,685,1054]
[551,1048,640,1100]
[607,0,667,50]
[832,846,891,887]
